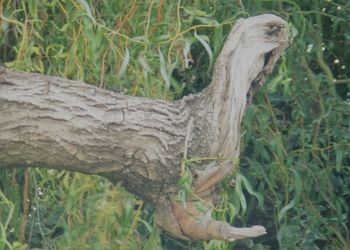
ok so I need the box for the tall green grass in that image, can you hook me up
[0,0,349,249]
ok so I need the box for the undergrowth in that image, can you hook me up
[0,0,349,249]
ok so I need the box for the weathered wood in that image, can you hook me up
[0,14,289,241]
[0,69,190,201]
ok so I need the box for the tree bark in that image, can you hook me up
[0,14,289,241]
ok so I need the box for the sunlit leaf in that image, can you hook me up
[118,47,130,77]
[158,49,171,90]
[194,31,213,71]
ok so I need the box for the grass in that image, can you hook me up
[0,0,349,249]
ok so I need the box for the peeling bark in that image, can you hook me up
[0,14,289,241]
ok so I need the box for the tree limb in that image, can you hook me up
[0,14,289,241]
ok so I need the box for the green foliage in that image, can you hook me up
[0,0,349,249]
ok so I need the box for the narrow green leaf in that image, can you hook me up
[235,174,246,215]
[138,53,154,74]
[228,202,237,223]
[158,49,171,90]
[239,173,264,207]
[118,47,130,77]
[77,0,95,23]
[183,39,192,68]
[278,169,302,221]
[194,31,213,71]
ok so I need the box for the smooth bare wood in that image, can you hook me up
[0,14,289,241]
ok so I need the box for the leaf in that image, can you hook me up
[177,189,187,203]
[334,143,344,171]
[0,223,7,250]
[143,227,161,250]
[77,0,95,23]
[234,174,247,215]
[195,17,218,25]
[239,173,264,207]
[183,39,192,68]
[289,23,298,39]
[118,47,130,77]
[228,202,237,223]
[213,25,223,55]
[183,7,209,17]
[158,49,171,90]
[33,57,44,73]
[178,175,188,186]
[278,169,302,221]
[139,218,153,232]
[194,31,213,71]
[138,53,154,74]
[12,241,28,250]
[266,73,284,93]
[345,31,350,40]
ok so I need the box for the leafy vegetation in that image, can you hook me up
[0,0,349,249]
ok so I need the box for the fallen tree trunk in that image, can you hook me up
[0,14,289,241]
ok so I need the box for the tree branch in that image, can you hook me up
[0,14,289,241]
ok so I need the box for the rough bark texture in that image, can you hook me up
[0,15,289,241]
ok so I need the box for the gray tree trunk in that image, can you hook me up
[0,15,289,241]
